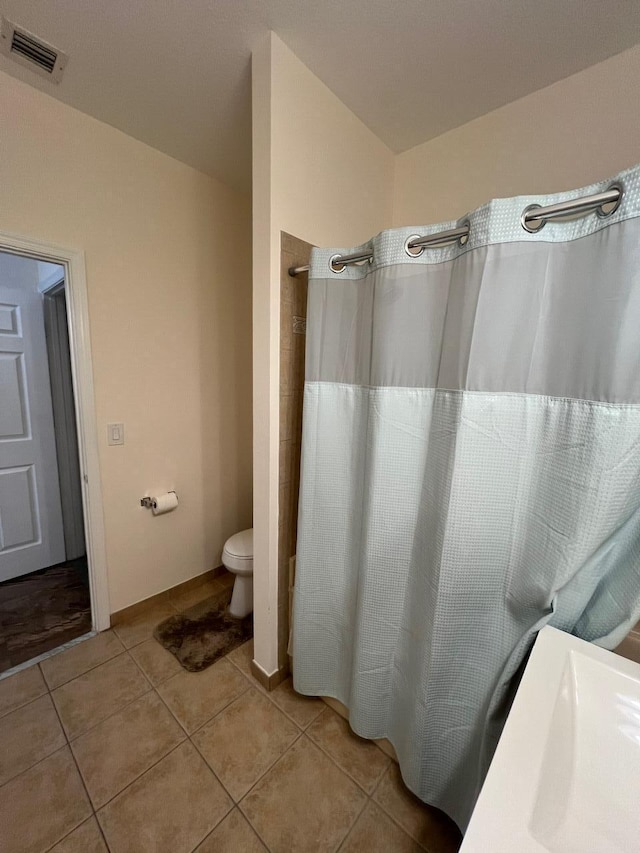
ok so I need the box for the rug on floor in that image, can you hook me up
[154,587,252,672]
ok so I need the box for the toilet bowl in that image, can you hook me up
[222,528,253,618]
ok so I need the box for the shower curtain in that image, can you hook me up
[292,164,640,832]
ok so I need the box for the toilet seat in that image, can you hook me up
[222,551,252,574]
[222,528,254,617]
[222,528,253,575]
[223,528,253,558]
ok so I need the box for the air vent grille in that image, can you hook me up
[0,17,67,82]
[11,29,57,73]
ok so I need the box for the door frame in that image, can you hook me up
[0,228,110,630]
[43,281,87,562]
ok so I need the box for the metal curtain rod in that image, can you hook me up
[288,183,623,277]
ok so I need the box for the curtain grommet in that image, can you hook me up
[404,235,425,258]
[329,254,347,274]
[596,182,623,218]
[521,204,545,233]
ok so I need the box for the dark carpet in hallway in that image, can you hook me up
[0,557,91,673]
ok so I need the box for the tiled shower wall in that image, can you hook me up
[278,232,312,671]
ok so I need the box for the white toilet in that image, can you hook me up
[222,528,253,618]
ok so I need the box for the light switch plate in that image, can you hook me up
[107,423,124,446]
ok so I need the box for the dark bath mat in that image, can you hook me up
[154,587,252,672]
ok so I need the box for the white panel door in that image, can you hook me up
[0,254,65,581]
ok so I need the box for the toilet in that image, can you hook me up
[222,528,253,618]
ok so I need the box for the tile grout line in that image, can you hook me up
[0,741,71,795]
[7,630,424,847]
[216,724,307,808]
[1,636,431,853]
[55,678,155,744]
[124,646,156,688]
[53,651,192,818]
[0,680,413,853]
[92,739,186,813]
[236,809,273,853]
[368,763,433,853]
[151,682,193,736]
[0,663,75,792]
[45,685,103,851]
[67,669,268,815]
[11,646,331,772]
[334,791,369,853]
[250,677,325,732]
[46,647,155,746]
[235,801,274,853]
[40,639,126,691]
[43,815,106,853]
[155,665,254,740]
[184,675,257,739]
[0,668,63,792]
[146,668,305,851]
[85,736,234,851]
[235,728,306,808]
[235,730,365,853]
[305,722,391,797]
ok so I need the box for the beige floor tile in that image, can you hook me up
[0,694,66,786]
[129,638,183,686]
[240,736,366,853]
[226,640,267,693]
[269,677,324,729]
[373,765,461,853]
[52,653,150,740]
[169,579,224,612]
[98,741,232,853]
[195,808,267,852]
[112,600,177,649]
[158,657,249,733]
[0,746,91,853]
[50,817,107,852]
[0,665,47,719]
[374,737,398,761]
[307,707,390,793]
[41,631,125,690]
[72,691,185,808]
[193,688,299,800]
[340,801,422,852]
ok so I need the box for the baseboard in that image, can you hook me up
[250,657,290,692]
[110,565,225,627]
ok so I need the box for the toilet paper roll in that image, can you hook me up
[151,491,178,516]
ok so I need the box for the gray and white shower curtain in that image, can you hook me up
[292,165,640,832]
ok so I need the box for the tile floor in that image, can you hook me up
[0,575,462,853]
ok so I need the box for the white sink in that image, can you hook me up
[461,626,640,852]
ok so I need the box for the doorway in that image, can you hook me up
[0,233,109,675]
[0,252,91,669]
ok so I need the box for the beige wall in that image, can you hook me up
[393,45,640,226]
[0,70,252,613]
[252,33,394,676]
[270,36,395,250]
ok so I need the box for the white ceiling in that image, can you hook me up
[0,0,638,193]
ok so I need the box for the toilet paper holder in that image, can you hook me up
[140,490,177,509]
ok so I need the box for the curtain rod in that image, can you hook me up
[288,183,623,277]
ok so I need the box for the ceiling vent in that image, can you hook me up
[0,18,67,83]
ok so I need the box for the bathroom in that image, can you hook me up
[0,3,640,851]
